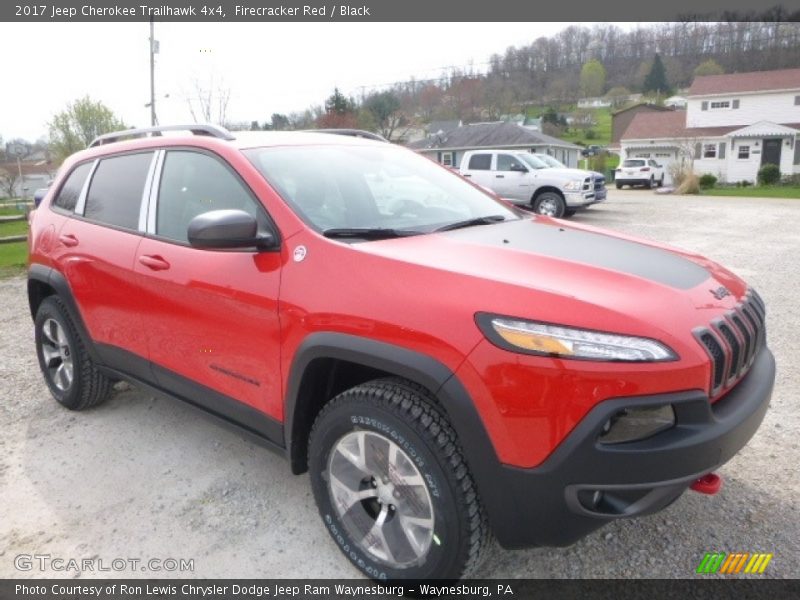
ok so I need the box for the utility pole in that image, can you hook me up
[149,18,157,126]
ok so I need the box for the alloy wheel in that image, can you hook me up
[40,318,74,391]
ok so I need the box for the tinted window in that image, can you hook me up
[496,154,526,171]
[53,162,92,212]
[467,154,492,170]
[157,151,260,243]
[84,153,153,229]
[622,160,645,167]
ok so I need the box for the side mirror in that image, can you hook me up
[187,209,276,250]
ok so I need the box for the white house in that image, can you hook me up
[621,68,800,184]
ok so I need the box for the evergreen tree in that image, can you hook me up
[643,54,670,96]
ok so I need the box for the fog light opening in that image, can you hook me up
[598,404,676,445]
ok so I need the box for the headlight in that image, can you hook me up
[562,179,585,191]
[476,314,677,362]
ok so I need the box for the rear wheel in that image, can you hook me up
[308,378,489,580]
[659,176,665,186]
[646,176,654,189]
[616,182,623,190]
[34,296,112,410]
[532,192,566,218]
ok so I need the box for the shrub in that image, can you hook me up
[676,173,700,195]
[668,159,692,187]
[699,173,717,189]
[741,180,751,187]
[757,163,781,186]
[585,129,597,140]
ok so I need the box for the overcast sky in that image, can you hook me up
[2,22,626,142]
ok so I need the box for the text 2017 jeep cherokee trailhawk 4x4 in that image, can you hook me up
[28,125,774,580]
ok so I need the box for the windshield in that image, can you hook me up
[244,144,519,235]
[517,154,549,170]
[536,154,566,168]
[623,159,646,167]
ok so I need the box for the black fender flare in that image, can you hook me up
[27,264,101,363]
[284,332,511,538]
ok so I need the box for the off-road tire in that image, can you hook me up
[34,296,112,410]
[308,377,490,580]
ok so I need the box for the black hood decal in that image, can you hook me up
[445,219,709,290]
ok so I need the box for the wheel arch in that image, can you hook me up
[531,186,565,203]
[28,264,100,362]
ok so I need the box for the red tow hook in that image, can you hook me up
[690,473,722,495]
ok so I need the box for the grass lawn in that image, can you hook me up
[703,186,800,199]
[0,206,26,217]
[0,219,29,237]
[0,241,27,278]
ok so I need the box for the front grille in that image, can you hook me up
[695,289,766,397]
[594,176,605,191]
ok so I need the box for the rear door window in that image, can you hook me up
[467,154,492,170]
[84,152,154,230]
[52,162,93,212]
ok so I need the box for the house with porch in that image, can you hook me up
[407,121,581,168]
[620,68,800,184]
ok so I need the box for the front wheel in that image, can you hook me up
[34,296,112,410]
[308,378,489,580]
[533,192,566,218]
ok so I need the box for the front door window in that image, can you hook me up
[761,138,782,168]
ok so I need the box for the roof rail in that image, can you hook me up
[311,129,388,143]
[89,124,235,148]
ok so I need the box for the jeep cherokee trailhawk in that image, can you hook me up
[28,125,774,580]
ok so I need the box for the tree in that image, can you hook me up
[694,59,725,77]
[48,96,125,163]
[0,168,19,198]
[187,77,231,126]
[605,86,632,108]
[580,59,606,97]
[317,88,358,129]
[269,113,290,130]
[362,91,406,140]
[643,54,670,96]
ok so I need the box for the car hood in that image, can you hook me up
[541,167,596,180]
[356,217,746,337]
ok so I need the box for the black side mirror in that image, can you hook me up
[187,209,276,250]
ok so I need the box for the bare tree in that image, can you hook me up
[186,77,231,125]
[0,168,19,198]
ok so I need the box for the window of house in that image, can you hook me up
[634,153,651,158]
[467,154,492,170]
[83,152,154,230]
[795,95,800,106]
[703,144,717,159]
[441,152,453,167]
[655,153,671,158]
[52,162,93,212]
[738,145,750,159]
[156,151,262,243]
[710,101,731,110]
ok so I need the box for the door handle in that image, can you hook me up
[138,255,171,271]
[59,233,79,247]
[495,175,505,178]
[462,173,471,177]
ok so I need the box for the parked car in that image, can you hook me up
[459,149,606,218]
[581,144,603,157]
[28,125,773,581]
[615,158,666,189]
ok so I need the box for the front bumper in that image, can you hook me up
[565,188,606,208]
[483,347,774,548]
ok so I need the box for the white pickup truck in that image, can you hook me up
[458,149,606,218]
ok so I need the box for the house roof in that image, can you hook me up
[689,68,800,96]
[408,122,580,151]
[621,109,800,141]
[611,102,674,117]
[425,120,461,135]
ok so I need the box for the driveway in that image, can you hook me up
[1,189,798,578]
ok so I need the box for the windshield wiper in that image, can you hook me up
[322,227,422,240]
[434,215,507,232]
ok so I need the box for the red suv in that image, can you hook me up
[28,125,774,580]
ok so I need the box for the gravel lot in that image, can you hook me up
[1,190,798,579]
